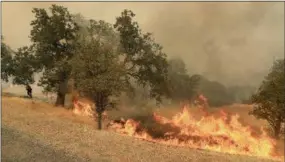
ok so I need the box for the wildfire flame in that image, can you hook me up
[72,98,107,119]
[73,100,94,117]
[108,105,283,160]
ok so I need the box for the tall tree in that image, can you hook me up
[114,10,169,103]
[29,4,79,106]
[71,19,126,129]
[1,36,14,82]
[249,59,285,139]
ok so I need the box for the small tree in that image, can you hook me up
[249,59,285,139]
[71,19,126,130]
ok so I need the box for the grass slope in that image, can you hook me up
[1,96,282,162]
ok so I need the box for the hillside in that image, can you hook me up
[2,96,283,162]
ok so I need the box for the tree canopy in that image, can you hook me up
[71,19,126,129]
[114,10,169,102]
[249,59,284,138]
[30,4,79,106]
[11,46,37,85]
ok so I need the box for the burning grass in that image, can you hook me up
[107,105,284,161]
[2,94,283,161]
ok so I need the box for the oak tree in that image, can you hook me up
[71,19,125,129]
[114,10,169,103]
[29,4,79,106]
[250,59,284,139]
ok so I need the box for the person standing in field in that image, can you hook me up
[26,84,32,98]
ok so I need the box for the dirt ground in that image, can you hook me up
[2,96,284,162]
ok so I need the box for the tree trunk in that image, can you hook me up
[97,112,102,130]
[273,119,281,139]
[55,92,66,107]
[95,92,108,130]
[55,79,68,107]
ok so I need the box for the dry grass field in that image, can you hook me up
[2,95,284,162]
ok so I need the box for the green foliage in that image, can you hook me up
[12,46,37,85]
[167,58,200,102]
[71,19,126,129]
[30,5,78,64]
[250,59,284,138]
[72,19,125,98]
[114,9,169,102]
[29,4,79,106]
[1,36,14,82]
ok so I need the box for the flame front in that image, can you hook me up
[108,106,282,160]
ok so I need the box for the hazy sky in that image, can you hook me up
[2,2,284,86]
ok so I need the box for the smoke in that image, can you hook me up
[2,2,284,87]
[144,2,284,86]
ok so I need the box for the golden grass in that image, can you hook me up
[2,96,284,162]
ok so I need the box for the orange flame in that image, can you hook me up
[72,97,108,119]
[108,105,283,160]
